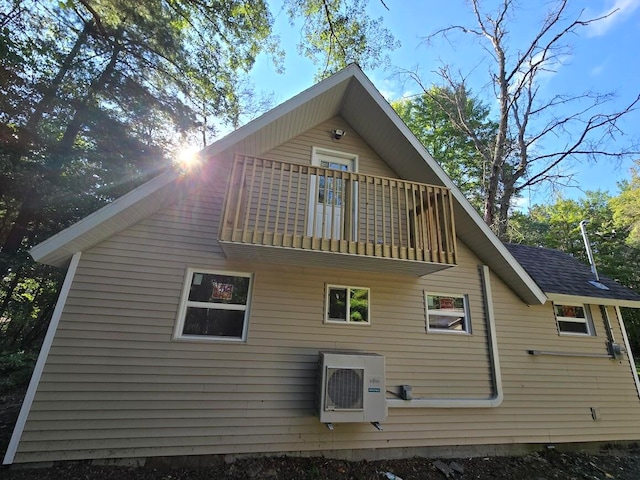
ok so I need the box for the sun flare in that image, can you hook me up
[176,146,201,171]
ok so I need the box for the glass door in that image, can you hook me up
[307,149,357,239]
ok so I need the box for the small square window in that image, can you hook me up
[554,303,594,336]
[325,285,370,324]
[174,269,253,341]
[425,293,470,333]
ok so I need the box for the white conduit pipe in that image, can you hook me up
[387,265,503,408]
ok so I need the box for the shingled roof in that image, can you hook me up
[505,243,640,306]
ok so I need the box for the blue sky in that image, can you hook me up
[246,0,640,207]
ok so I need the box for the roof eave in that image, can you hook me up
[546,292,640,309]
[30,169,181,267]
[338,69,547,305]
[26,65,547,306]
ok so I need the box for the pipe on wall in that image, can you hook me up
[387,265,503,409]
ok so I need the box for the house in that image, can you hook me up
[4,64,640,466]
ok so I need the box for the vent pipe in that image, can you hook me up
[579,220,609,291]
[579,220,621,359]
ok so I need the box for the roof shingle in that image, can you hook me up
[504,243,640,303]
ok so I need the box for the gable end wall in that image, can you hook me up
[12,119,640,463]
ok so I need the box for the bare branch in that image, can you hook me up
[413,0,640,235]
[519,95,640,189]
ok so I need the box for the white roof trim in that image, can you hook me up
[26,64,546,305]
[346,68,547,305]
[30,169,179,263]
[547,293,640,309]
[202,65,358,158]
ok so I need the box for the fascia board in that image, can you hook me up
[546,292,640,309]
[28,66,355,266]
[30,169,179,264]
[348,69,547,305]
[202,65,359,158]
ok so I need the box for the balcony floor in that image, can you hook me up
[219,240,455,277]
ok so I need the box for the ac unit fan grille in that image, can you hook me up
[325,367,364,410]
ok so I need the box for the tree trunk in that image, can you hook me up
[496,185,515,239]
[22,22,92,144]
[483,164,501,229]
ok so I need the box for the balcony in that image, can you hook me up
[219,156,457,276]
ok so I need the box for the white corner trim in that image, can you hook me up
[614,306,640,400]
[387,265,503,409]
[2,252,82,465]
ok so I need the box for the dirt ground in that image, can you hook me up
[3,390,640,479]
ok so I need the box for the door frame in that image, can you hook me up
[307,147,359,239]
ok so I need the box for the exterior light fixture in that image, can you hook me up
[332,129,346,140]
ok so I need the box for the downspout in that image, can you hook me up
[387,265,503,409]
[3,252,82,465]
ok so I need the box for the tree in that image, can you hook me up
[409,0,640,237]
[0,0,399,391]
[611,160,640,248]
[2,0,262,386]
[1,0,278,257]
[284,0,399,79]
[393,86,497,211]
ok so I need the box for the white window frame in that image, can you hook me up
[425,292,471,334]
[324,284,371,325]
[174,268,253,342]
[554,303,594,337]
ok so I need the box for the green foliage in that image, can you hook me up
[0,0,281,391]
[393,86,497,212]
[0,350,38,394]
[0,255,60,392]
[611,160,640,248]
[285,0,398,79]
[349,288,369,323]
[0,0,398,391]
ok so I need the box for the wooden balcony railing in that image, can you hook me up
[219,156,457,266]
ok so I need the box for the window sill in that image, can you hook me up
[427,329,472,335]
[324,320,371,326]
[172,334,248,343]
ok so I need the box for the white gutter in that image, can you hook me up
[3,252,82,465]
[387,265,503,409]
[546,293,640,309]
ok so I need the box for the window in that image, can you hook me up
[325,285,370,324]
[554,303,594,336]
[175,269,253,341]
[425,293,470,333]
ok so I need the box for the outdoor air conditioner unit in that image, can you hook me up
[317,351,387,428]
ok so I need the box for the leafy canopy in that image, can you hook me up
[393,86,497,211]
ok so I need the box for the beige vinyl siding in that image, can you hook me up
[263,116,397,178]
[13,123,640,463]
